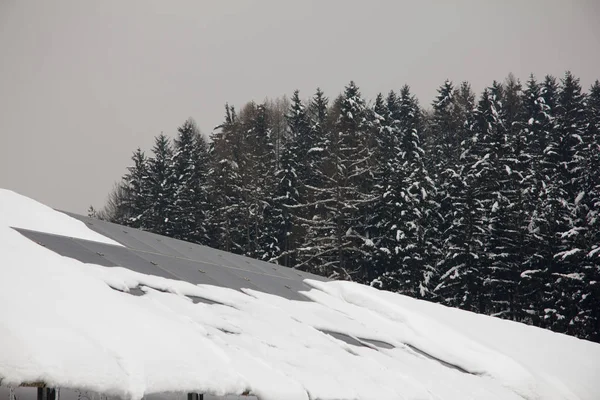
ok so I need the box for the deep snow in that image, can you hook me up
[1,189,599,400]
[0,189,121,246]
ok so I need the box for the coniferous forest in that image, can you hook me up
[96,72,600,343]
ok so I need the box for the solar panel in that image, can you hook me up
[189,261,264,293]
[151,240,249,272]
[129,251,221,286]
[215,251,292,278]
[39,211,330,301]
[60,213,192,257]
[75,239,178,280]
[64,212,329,281]
[129,230,189,258]
[14,228,116,267]
[226,268,312,301]
[64,214,153,251]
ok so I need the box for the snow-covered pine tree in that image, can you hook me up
[296,88,337,275]
[424,80,474,183]
[331,82,377,280]
[271,90,312,266]
[555,72,588,200]
[371,87,436,297]
[579,80,600,341]
[351,93,383,284]
[539,74,561,184]
[287,90,317,201]
[437,85,507,314]
[171,118,210,244]
[146,134,177,236]
[366,92,398,285]
[398,86,438,297]
[172,120,197,240]
[486,76,526,319]
[306,88,331,188]
[424,82,451,269]
[473,81,521,316]
[114,148,151,228]
[238,102,279,261]
[272,140,299,266]
[433,82,486,311]
[546,72,589,336]
[427,80,458,178]
[427,81,475,297]
[192,133,211,243]
[519,75,547,196]
[266,96,291,170]
[586,82,600,261]
[523,75,569,330]
[207,104,246,253]
[298,82,375,279]
[454,82,477,125]
[517,75,554,325]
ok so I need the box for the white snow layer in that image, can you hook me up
[0,189,121,246]
[1,193,600,400]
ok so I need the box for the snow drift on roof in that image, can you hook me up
[1,191,600,400]
[0,189,121,246]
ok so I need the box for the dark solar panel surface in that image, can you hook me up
[62,211,328,279]
[16,211,329,301]
[13,228,117,267]
[78,239,179,279]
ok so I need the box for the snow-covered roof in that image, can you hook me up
[1,188,599,400]
[0,190,121,246]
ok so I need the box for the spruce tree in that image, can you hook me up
[296,89,336,275]
[307,88,331,183]
[129,148,152,228]
[427,81,475,301]
[437,86,508,313]
[146,134,177,236]
[272,90,313,266]
[427,80,458,177]
[238,102,279,261]
[331,82,376,280]
[579,80,600,341]
[546,72,589,335]
[173,119,207,241]
[518,75,552,324]
[487,76,525,319]
[372,86,436,297]
[367,91,399,286]
[110,148,151,228]
[207,104,246,253]
[171,118,210,244]
[474,82,517,315]
[273,141,300,265]
[298,82,374,279]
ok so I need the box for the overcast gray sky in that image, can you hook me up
[1,0,599,214]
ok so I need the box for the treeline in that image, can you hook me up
[96,72,600,342]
